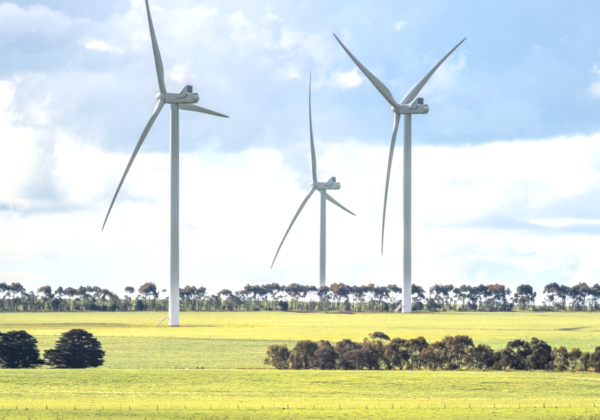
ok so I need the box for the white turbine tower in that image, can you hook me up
[102,0,228,327]
[271,76,355,287]
[334,34,465,313]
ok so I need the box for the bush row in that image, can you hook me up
[264,333,600,372]
[0,329,104,369]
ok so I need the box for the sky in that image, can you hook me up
[2,0,600,297]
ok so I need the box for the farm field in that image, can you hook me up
[1,311,600,419]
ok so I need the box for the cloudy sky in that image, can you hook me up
[2,0,600,297]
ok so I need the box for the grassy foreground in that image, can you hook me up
[2,369,600,419]
[1,311,600,418]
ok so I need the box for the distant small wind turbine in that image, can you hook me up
[334,34,465,312]
[271,76,355,287]
[102,0,228,326]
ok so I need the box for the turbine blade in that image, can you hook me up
[271,187,316,268]
[145,0,167,95]
[309,74,317,183]
[180,103,229,118]
[382,112,401,254]
[400,38,466,105]
[333,33,397,108]
[102,99,165,230]
[325,192,355,216]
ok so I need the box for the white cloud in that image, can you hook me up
[419,53,467,100]
[169,64,192,85]
[3,0,600,297]
[266,13,283,22]
[395,21,406,31]
[531,219,600,228]
[84,40,116,52]
[0,3,83,38]
[3,126,600,294]
[332,68,363,89]
[0,272,51,284]
[589,65,600,98]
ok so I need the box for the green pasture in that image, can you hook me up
[1,311,600,418]
[2,311,600,369]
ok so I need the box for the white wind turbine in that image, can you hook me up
[102,0,228,326]
[334,34,465,313]
[271,76,355,287]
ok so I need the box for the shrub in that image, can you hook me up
[44,329,105,369]
[0,330,44,369]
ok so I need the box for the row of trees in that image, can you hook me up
[264,333,600,372]
[1,281,599,312]
[0,329,105,369]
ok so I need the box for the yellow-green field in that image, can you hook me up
[1,311,600,419]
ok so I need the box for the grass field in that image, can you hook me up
[1,311,600,419]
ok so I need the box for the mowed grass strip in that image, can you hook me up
[1,369,600,419]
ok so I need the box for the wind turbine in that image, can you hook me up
[334,34,465,313]
[271,76,355,287]
[102,0,228,327]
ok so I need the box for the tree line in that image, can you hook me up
[264,333,600,372]
[1,281,599,312]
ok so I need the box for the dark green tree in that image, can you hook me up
[566,347,582,371]
[264,344,290,369]
[512,284,536,310]
[362,332,391,369]
[334,339,362,370]
[592,346,600,373]
[580,351,594,371]
[525,337,553,370]
[406,336,428,369]
[44,329,105,368]
[383,338,410,369]
[552,346,569,371]
[0,330,44,368]
[310,341,337,370]
[465,344,496,370]
[500,339,531,370]
[341,348,372,370]
[289,340,318,369]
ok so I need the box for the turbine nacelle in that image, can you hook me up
[392,98,428,114]
[156,86,199,104]
[311,177,341,191]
